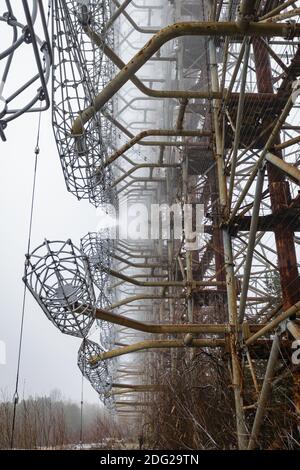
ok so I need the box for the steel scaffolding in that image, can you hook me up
[17,0,300,449]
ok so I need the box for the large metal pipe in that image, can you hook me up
[95,305,268,334]
[95,306,233,334]
[111,0,159,34]
[72,21,299,134]
[83,25,223,100]
[91,338,226,362]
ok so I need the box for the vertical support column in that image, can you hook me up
[209,36,247,450]
[253,39,300,310]
[248,333,280,449]
[183,155,194,323]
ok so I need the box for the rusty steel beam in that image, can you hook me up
[94,305,265,335]
[82,24,223,101]
[82,24,276,106]
[176,99,189,131]
[260,8,300,23]
[72,21,300,134]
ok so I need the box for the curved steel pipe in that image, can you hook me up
[72,21,296,134]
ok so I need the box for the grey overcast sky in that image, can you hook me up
[0,1,100,403]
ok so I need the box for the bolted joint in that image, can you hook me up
[284,21,297,40]
[23,26,32,44]
[183,333,194,347]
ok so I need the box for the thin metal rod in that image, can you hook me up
[248,333,280,449]
[228,38,251,208]
[104,0,133,31]
[238,166,266,323]
[265,151,300,184]
[112,163,179,188]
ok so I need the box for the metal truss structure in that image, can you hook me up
[19,0,300,449]
[0,0,51,140]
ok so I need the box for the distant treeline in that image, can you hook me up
[0,389,123,449]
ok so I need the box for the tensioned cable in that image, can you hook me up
[79,370,84,448]
[10,106,42,449]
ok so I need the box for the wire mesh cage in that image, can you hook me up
[80,231,112,303]
[52,0,116,206]
[0,0,52,140]
[80,232,119,351]
[78,338,113,394]
[98,319,117,351]
[23,239,96,338]
[102,393,116,414]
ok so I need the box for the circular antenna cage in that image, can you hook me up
[80,232,117,351]
[23,239,96,338]
[80,231,112,306]
[52,0,115,206]
[99,320,116,352]
[78,339,112,394]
